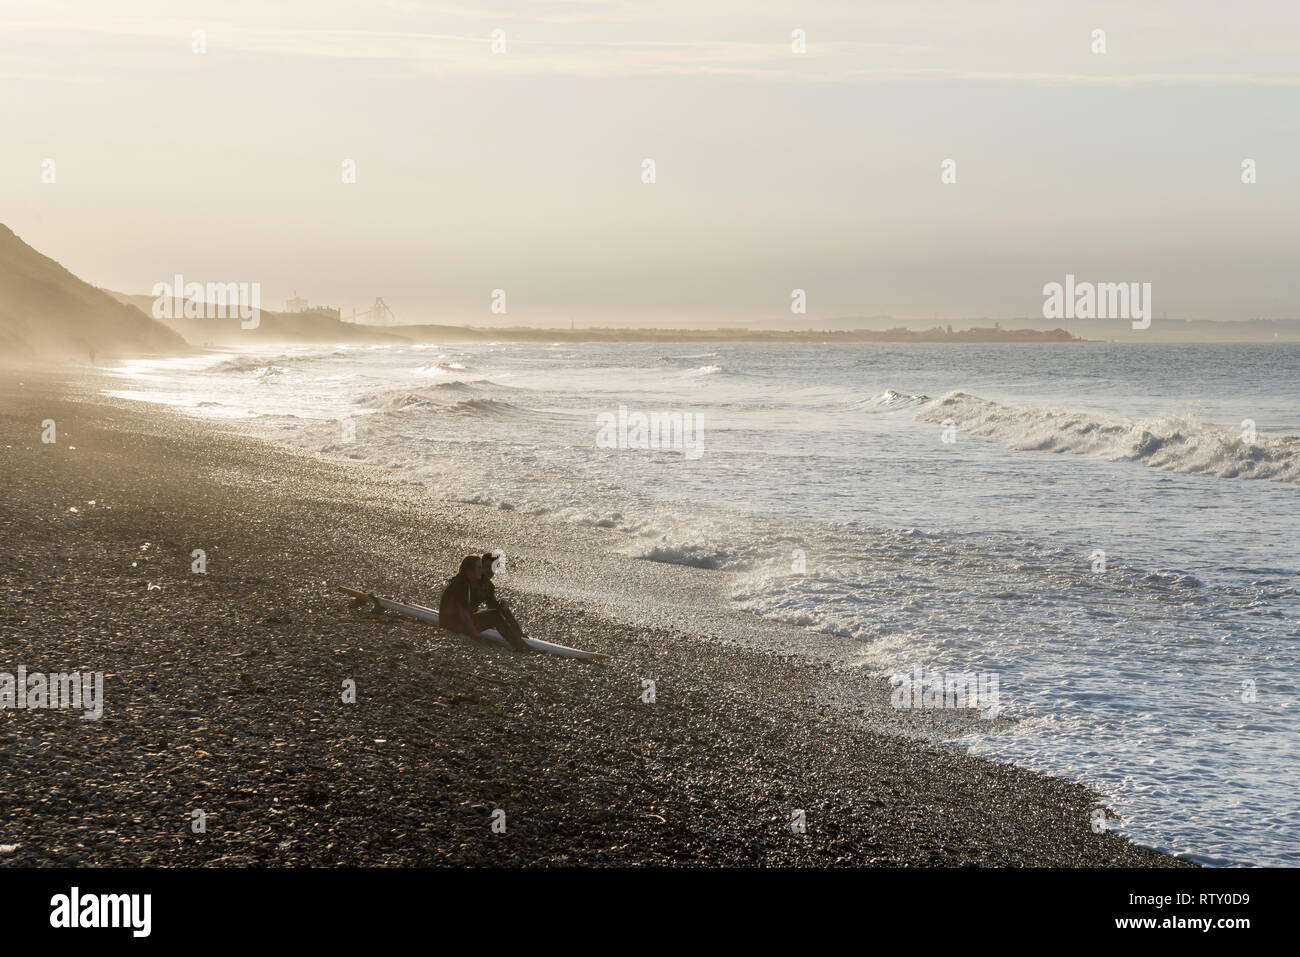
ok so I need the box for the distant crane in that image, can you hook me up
[347,297,398,325]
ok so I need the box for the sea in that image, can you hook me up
[105,339,1300,866]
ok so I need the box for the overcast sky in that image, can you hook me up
[3,0,1298,325]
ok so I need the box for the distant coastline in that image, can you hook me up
[3,218,1292,360]
[102,289,1088,346]
[382,324,1088,345]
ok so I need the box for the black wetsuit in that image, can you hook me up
[472,577,501,612]
[438,573,478,636]
[471,576,529,651]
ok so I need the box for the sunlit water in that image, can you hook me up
[106,340,1300,866]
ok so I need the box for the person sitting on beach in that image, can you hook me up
[439,554,529,653]
[471,551,529,651]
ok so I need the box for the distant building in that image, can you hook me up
[346,297,397,324]
[285,293,340,320]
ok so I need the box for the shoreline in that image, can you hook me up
[0,367,1192,866]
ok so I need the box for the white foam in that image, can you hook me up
[916,391,1300,484]
[97,341,1300,866]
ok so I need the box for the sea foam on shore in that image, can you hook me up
[97,341,1300,866]
[0,367,1191,867]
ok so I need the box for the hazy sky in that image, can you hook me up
[3,0,1298,325]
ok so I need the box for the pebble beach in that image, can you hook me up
[0,367,1191,867]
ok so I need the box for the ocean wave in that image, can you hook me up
[352,380,478,408]
[852,389,931,412]
[636,542,731,569]
[442,398,541,419]
[352,389,444,411]
[916,392,1300,484]
[352,377,540,414]
[415,360,467,374]
[349,385,546,419]
[693,364,722,375]
[211,354,297,375]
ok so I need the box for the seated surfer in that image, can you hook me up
[439,554,529,653]
[472,551,530,650]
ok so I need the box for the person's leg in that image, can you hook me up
[472,609,530,652]
[492,611,531,651]
[487,610,530,652]
[499,606,526,639]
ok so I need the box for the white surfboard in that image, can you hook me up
[339,586,609,661]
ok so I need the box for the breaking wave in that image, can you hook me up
[441,398,543,419]
[414,360,467,374]
[852,389,931,412]
[659,352,720,361]
[211,354,298,375]
[349,384,549,420]
[635,541,731,570]
[916,391,1300,484]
